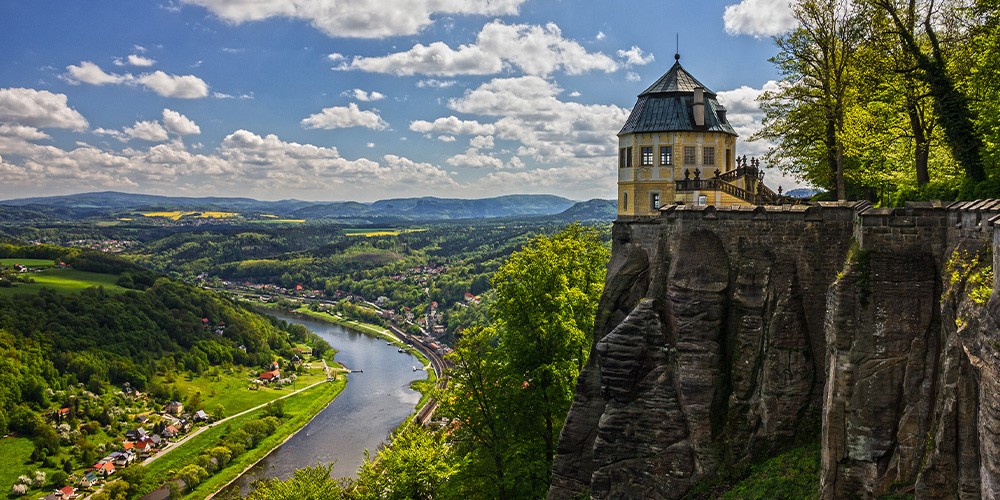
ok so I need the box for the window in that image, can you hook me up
[698,195,707,206]
[618,148,626,168]
[641,147,653,166]
[626,147,633,167]
[622,192,628,210]
[703,146,715,166]
[660,146,672,165]
[650,192,660,211]
[684,146,696,165]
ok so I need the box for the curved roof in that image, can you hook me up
[619,58,737,137]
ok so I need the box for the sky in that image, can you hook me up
[0,0,802,202]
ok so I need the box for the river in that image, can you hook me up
[223,311,428,495]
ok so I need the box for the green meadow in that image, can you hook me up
[0,268,126,296]
[0,258,56,268]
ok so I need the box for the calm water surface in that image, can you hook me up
[224,311,426,495]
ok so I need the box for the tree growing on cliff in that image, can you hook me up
[445,223,608,498]
[755,0,870,200]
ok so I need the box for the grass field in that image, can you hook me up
[343,228,426,237]
[186,380,345,498]
[0,268,126,296]
[155,364,332,418]
[141,211,240,221]
[256,219,306,224]
[136,379,345,498]
[0,438,35,491]
[0,258,56,268]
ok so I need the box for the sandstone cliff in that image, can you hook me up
[549,201,1000,499]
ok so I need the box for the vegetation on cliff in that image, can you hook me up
[756,0,1000,203]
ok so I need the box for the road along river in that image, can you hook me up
[221,311,428,495]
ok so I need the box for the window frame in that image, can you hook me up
[660,146,672,166]
[703,146,715,166]
[683,146,696,165]
[640,146,653,166]
[650,192,661,211]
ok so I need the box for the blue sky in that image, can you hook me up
[0,0,800,201]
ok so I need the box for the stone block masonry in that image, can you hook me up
[549,199,1000,499]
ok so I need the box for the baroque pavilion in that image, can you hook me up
[616,54,786,217]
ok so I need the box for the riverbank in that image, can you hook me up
[262,304,435,371]
[174,377,346,498]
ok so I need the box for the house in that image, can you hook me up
[56,485,75,498]
[134,440,152,454]
[112,451,135,466]
[135,414,149,424]
[162,425,179,438]
[259,369,280,382]
[194,410,209,422]
[79,471,98,488]
[616,54,789,217]
[122,441,134,451]
[165,401,183,415]
[125,428,148,441]
[92,461,115,476]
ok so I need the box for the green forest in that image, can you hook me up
[757,0,1000,204]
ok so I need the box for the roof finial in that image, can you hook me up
[675,34,680,62]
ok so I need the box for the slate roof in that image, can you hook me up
[619,57,737,137]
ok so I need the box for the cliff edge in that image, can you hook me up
[549,200,1000,499]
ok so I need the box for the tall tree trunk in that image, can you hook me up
[877,0,987,182]
[827,116,841,196]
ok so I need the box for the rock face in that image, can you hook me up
[549,201,1000,499]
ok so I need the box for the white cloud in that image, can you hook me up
[127,54,157,67]
[410,116,495,136]
[162,109,201,136]
[569,91,581,97]
[723,0,797,37]
[0,88,89,131]
[448,76,629,162]
[301,103,388,130]
[626,72,641,82]
[343,20,618,77]
[349,89,386,101]
[716,80,783,160]
[342,41,501,76]
[213,91,254,99]
[447,148,504,169]
[417,79,457,89]
[476,158,614,197]
[181,0,527,38]
[0,126,461,199]
[64,61,130,85]
[596,31,606,40]
[617,46,654,66]
[63,62,210,99]
[366,142,375,148]
[437,135,456,142]
[123,120,170,142]
[469,135,494,149]
[0,124,50,141]
[137,71,210,98]
[133,44,148,53]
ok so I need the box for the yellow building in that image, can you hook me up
[617,54,783,217]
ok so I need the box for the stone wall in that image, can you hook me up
[549,200,1000,499]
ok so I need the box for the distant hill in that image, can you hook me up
[0,191,314,214]
[551,199,616,221]
[785,188,823,199]
[0,191,584,222]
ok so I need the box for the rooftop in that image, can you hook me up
[619,55,737,137]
